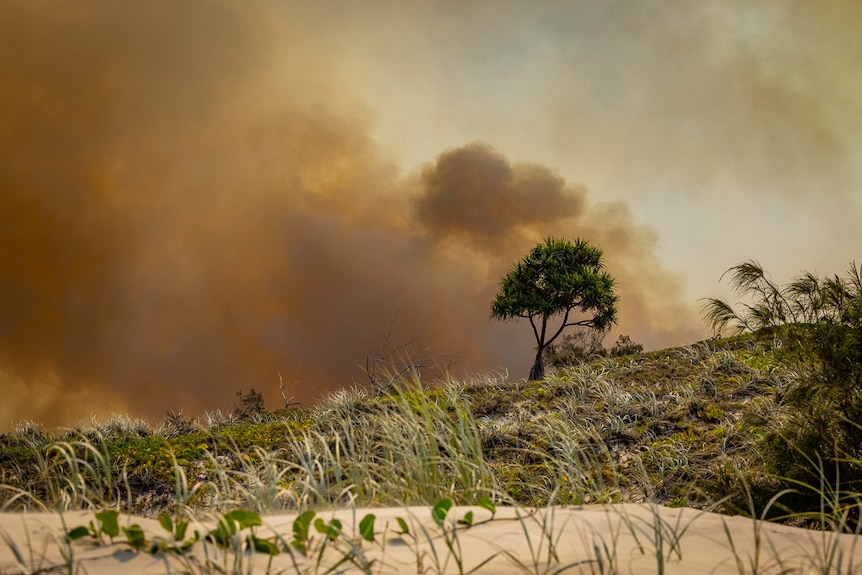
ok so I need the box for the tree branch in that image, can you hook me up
[544,308,573,348]
[528,315,541,346]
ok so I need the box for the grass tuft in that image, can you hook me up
[2,330,862,572]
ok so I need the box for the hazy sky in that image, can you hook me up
[1,1,860,428]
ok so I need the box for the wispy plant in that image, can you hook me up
[702,260,862,336]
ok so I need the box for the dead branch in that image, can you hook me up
[278,372,303,409]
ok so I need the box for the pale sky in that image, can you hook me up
[307,1,862,292]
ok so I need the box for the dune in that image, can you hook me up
[1,504,860,574]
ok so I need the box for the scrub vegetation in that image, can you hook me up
[1,259,861,573]
[0,327,857,522]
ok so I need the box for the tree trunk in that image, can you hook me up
[529,348,545,380]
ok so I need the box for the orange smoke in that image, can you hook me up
[0,1,701,429]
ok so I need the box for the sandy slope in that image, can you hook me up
[1,504,860,574]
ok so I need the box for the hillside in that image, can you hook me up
[1,328,827,525]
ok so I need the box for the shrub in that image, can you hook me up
[233,389,266,421]
[545,331,642,369]
[703,261,862,517]
[609,334,644,357]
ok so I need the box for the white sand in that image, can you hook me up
[1,504,860,574]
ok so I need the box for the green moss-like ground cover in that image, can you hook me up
[0,328,842,525]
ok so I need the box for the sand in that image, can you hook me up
[1,504,860,574]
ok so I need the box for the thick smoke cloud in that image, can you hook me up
[414,144,586,253]
[0,2,700,429]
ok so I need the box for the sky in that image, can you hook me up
[1,1,860,429]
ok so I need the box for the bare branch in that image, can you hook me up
[277,373,303,409]
[363,314,456,395]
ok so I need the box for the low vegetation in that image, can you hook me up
[0,327,854,525]
[1,258,861,573]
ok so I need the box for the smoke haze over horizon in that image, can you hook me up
[1,1,860,429]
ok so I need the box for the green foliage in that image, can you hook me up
[358,513,376,542]
[67,509,138,550]
[290,509,316,554]
[123,523,149,551]
[66,507,279,566]
[7,329,862,541]
[94,510,120,540]
[206,509,263,546]
[285,507,380,573]
[491,237,618,380]
[431,498,453,527]
[158,513,190,543]
[701,260,861,336]
[394,498,499,575]
[63,503,500,574]
[765,298,862,498]
[1,341,772,516]
[703,260,862,518]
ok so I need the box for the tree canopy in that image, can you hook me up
[491,237,618,380]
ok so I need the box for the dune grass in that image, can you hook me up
[1,330,861,573]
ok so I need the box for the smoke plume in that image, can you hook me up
[0,1,701,429]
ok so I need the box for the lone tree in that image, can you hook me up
[491,237,618,380]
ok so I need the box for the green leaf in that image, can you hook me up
[95,510,120,538]
[158,515,173,533]
[174,519,189,541]
[477,496,496,516]
[66,526,90,541]
[207,516,239,547]
[313,517,342,540]
[249,535,280,556]
[175,532,200,554]
[123,524,147,551]
[293,510,316,542]
[431,499,453,527]
[457,511,474,527]
[225,509,262,530]
[395,517,410,536]
[359,514,376,542]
